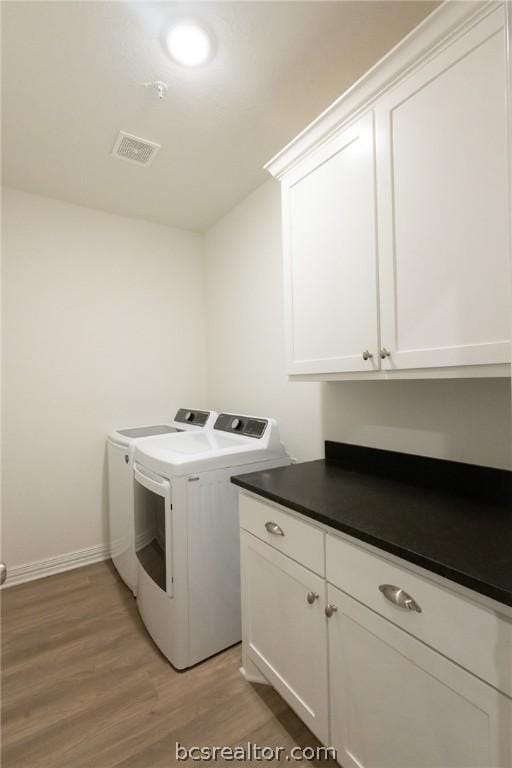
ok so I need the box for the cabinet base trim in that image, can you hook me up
[239,665,270,686]
[290,363,510,381]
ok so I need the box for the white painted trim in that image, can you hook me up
[288,363,510,382]
[239,665,270,686]
[3,543,110,588]
[135,530,153,550]
[265,1,500,179]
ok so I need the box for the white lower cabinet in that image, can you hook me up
[327,584,512,768]
[239,492,512,768]
[240,530,329,743]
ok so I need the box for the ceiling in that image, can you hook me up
[2,1,438,232]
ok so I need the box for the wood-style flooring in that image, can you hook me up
[1,561,333,768]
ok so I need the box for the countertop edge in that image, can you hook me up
[231,476,512,609]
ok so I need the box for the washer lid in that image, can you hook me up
[117,425,180,439]
[108,409,218,446]
[108,423,180,446]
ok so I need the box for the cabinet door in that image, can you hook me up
[376,7,510,370]
[328,585,512,768]
[283,112,380,375]
[240,530,328,743]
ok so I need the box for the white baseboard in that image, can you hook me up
[135,529,154,550]
[3,543,110,588]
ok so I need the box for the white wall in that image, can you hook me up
[205,180,512,470]
[3,179,511,573]
[1,187,207,569]
[204,182,323,462]
[322,379,511,469]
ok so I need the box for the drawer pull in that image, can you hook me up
[325,603,338,618]
[265,521,284,537]
[379,584,422,613]
[306,591,319,605]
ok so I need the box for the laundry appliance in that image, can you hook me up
[133,413,290,668]
[107,409,217,593]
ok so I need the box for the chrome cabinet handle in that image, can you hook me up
[325,603,338,618]
[265,521,284,537]
[307,591,319,605]
[362,350,373,361]
[0,562,6,586]
[380,347,391,359]
[379,584,422,613]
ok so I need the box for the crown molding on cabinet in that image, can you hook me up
[265,1,501,180]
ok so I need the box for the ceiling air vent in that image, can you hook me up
[111,131,161,167]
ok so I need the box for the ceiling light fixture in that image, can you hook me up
[165,18,214,67]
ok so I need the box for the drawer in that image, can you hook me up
[239,492,324,576]
[326,533,512,697]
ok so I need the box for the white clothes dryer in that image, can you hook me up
[107,409,217,593]
[133,413,290,669]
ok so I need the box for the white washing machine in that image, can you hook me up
[107,408,217,594]
[133,412,290,669]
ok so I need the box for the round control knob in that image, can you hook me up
[185,411,194,421]
[231,418,242,431]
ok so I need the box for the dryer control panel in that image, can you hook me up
[215,413,268,439]
[174,409,211,427]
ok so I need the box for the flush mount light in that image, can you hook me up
[165,19,215,67]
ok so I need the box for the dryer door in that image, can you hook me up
[133,463,173,597]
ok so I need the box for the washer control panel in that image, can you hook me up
[174,409,211,427]
[214,413,268,439]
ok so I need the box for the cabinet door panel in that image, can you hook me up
[376,7,510,370]
[240,531,328,742]
[328,585,512,768]
[283,112,379,375]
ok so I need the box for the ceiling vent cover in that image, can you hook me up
[112,131,161,166]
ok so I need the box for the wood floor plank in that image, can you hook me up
[1,561,335,767]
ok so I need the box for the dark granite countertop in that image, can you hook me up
[232,442,512,608]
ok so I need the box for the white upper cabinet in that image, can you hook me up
[376,6,510,371]
[283,113,379,374]
[267,2,511,379]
